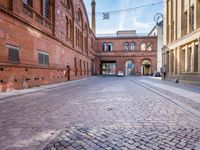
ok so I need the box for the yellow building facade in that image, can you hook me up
[163,0,200,84]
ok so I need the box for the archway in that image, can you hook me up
[141,59,151,75]
[125,60,134,76]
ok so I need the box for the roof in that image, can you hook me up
[148,20,163,36]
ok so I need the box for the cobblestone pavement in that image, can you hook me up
[44,127,200,150]
[137,78,200,112]
[0,77,200,150]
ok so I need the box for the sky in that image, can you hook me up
[83,0,163,35]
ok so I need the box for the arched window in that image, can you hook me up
[108,43,113,52]
[103,42,107,51]
[66,17,69,38]
[124,42,129,51]
[141,43,146,51]
[130,42,135,51]
[147,42,153,51]
[63,0,70,9]
[69,20,73,40]
[84,23,88,33]
[76,10,81,22]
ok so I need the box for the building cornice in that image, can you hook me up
[167,28,200,49]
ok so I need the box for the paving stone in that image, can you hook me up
[0,77,200,150]
[43,127,200,150]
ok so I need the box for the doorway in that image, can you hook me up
[142,60,151,75]
[125,60,134,76]
[101,61,116,75]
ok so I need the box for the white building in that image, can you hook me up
[149,21,163,72]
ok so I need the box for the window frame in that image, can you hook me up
[6,44,20,64]
[43,0,50,19]
[191,5,194,31]
[141,42,146,51]
[102,42,107,51]
[146,42,153,51]
[130,42,136,51]
[124,42,129,51]
[108,43,113,52]
[38,51,49,66]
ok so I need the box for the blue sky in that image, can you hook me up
[83,0,163,35]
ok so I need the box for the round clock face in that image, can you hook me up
[154,13,163,23]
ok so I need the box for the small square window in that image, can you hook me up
[6,45,20,63]
[38,51,49,66]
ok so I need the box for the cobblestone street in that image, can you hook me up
[0,77,200,150]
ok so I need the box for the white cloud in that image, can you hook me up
[117,0,131,29]
[132,18,151,30]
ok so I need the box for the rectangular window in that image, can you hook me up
[185,11,188,33]
[84,61,86,74]
[181,49,186,72]
[194,45,198,72]
[38,51,49,66]
[80,59,82,75]
[188,47,192,72]
[6,45,20,63]
[85,37,88,50]
[191,6,194,31]
[43,0,49,19]
[74,57,77,76]
[87,62,89,75]
[66,17,69,38]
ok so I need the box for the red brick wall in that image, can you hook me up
[96,37,157,75]
[0,0,96,92]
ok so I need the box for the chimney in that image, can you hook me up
[91,0,96,34]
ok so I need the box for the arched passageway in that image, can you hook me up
[141,60,151,75]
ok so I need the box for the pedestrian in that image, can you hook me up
[162,65,166,80]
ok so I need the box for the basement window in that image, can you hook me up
[6,45,20,64]
[38,51,49,66]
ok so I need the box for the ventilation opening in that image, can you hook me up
[26,78,31,81]
[0,68,4,71]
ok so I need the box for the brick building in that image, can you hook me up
[96,33,157,76]
[0,0,96,92]
[163,0,200,85]
[0,0,157,92]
